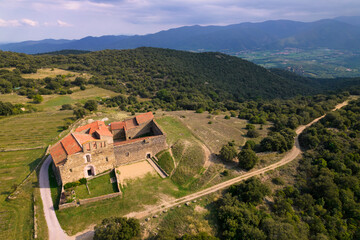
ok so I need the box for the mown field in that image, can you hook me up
[0,79,117,238]
[0,108,72,239]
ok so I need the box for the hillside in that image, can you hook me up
[2,18,360,54]
[0,48,323,106]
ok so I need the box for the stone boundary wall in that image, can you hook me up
[78,192,121,205]
[58,201,77,210]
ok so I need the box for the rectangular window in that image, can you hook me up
[86,155,91,162]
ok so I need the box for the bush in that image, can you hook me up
[246,124,255,130]
[60,104,73,110]
[208,121,212,124]
[80,85,86,90]
[220,144,237,162]
[243,140,256,150]
[79,178,87,185]
[32,94,43,104]
[195,108,204,113]
[224,115,230,119]
[94,217,140,240]
[238,149,258,170]
[84,100,98,111]
[272,177,284,185]
[247,129,260,138]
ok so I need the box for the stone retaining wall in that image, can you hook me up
[79,192,121,205]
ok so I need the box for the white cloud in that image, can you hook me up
[0,18,39,27]
[21,18,38,26]
[57,20,72,27]
[0,19,21,27]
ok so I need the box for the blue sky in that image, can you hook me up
[0,0,359,43]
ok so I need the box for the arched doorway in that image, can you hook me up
[85,165,95,177]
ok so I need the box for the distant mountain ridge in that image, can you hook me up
[1,17,360,54]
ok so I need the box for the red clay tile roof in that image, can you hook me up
[110,121,126,130]
[72,132,96,145]
[49,142,67,166]
[95,128,113,137]
[110,112,153,131]
[135,112,154,125]
[75,121,108,135]
[61,134,82,155]
[124,118,137,130]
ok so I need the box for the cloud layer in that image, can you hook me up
[1,0,360,42]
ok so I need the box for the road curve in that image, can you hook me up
[40,100,350,239]
[39,155,69,240]
[126,100,350,219]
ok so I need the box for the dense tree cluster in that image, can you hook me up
[0,101,35,116]
[215,98,360,240]
[94,217,140,240]
[0,49,357,113]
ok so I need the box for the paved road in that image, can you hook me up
[40,100,350,239]
[39,155,69,240]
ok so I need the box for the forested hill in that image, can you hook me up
[0,47,321,105]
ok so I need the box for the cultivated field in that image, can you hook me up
[0,110,73,150]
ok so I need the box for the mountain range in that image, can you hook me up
[1,16,360,54]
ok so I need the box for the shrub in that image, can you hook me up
[79,178,87,185]
[32,94,43,104]
[243,140,256,150]
[246,124,255,130]
[208,121,212,124]
[238,149,258,170]
[272,177,285,185]
[60,104,73,110]
[195,108,204,113]
[224,115,230,119]
[84,100,98,111]
[220,144,237,162]
[94,217,140,240]
[247,129,260,138]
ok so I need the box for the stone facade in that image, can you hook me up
[50,112,167,185]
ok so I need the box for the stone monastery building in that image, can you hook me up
[49,112,167,184]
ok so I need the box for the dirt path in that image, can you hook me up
[40,99,351,239]
[124,100,351,220]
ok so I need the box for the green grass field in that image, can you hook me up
[156,150,175,175]
[0,110,73,150]
[56,173,187,235]
[75,173,118,199]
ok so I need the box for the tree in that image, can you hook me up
[94,217,140,240]
[247,129,260,138]
[32,94,43,104]
[229,177,271,205]
[73,108,86,119]
[180,232,219,240]
[220,144,237,162]
[243,140,256,150]
[61,104,72,110]
[84,100,98,111]
[238,149,258,170]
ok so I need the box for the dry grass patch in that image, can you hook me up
[21,68,91,80]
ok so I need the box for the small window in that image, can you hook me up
[125,152,130,157]
[86,155,91,162]
[106,157,109,162]
[69,169,72,172]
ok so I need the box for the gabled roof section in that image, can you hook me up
[49,142,67,166]
[75,121,108,135]
[61,134,82,155]
[110,112,154,131]
[72,132,96,145]
[135,112,154,125]
[110,121,126,131]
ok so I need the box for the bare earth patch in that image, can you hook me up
[116,161,156,185]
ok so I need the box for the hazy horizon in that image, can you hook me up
[1,0,360,43]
